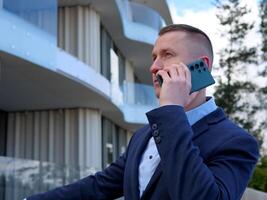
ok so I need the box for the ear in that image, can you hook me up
[200,56,211,71]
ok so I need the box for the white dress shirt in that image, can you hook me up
[138,97,217,197]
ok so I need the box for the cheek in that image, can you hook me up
[165,58,178,66]
[154,85,160,98]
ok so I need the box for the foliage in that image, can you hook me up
[249,156,267,192]
[214,0,264,149]
[258,0,267,132]
[214,0,267,192]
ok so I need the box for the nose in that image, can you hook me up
[150,58,163,74]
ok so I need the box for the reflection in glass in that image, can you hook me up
[123,82,158,106]
[0,156,98,200]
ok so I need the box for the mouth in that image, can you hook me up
[153,75,158,83]
[153,78,158,84]
[153,80,160,87]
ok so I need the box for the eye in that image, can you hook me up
[152,54,157,61]
[164,52,172,58]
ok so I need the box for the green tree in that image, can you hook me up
[248,1,267,192]
[249,156,267,192]
[258,0,267,133]
[259,0,267,66]
[214,0,264,149]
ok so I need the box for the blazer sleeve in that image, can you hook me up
[27,153,126,200]
[146,105,259,200]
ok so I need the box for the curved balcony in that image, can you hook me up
[131,0,174,25]
[113,0,167,85]
[58,0,167,84]
[0,8,126,129]
[0,1,160,129]
[0,9,155,130]
[131,2,165,31]
[0,9,57,71]
[57,0,166,85]
[100,74,158,124]
[2,0,57,37]
[113,82,158,124]
[116,0,165,45]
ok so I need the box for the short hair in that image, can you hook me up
[159,24,214,64]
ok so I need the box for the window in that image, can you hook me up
[101,25,126,89]
[100,26,112,81]
[117,50,126,90]
[102,117,127,168]
[0,110,7,156]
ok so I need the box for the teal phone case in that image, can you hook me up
[156,60,215,94]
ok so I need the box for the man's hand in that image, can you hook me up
[157,63,191,107]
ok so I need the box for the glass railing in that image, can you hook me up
[117,0,165,31]
[130,2,165,31]
[2,0,57,37]
[0,156,99,200]
[123,82,158,107]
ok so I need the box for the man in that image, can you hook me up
[26,24,259,200]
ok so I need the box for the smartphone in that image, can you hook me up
[156,59,215,94]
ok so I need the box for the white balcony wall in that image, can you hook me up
[58,5,101,72]
[6,108,102,169]
[110,49,123,106]
[126,131,133,145]
[125,61,135,105]
[125,61,134,83]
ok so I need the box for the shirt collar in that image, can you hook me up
[186,97,217,126]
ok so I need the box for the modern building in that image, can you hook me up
[0,0,176,199]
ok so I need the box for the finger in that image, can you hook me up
[184,63,191,84]
[167,66,179,78]
[178,62,191,82]
[177,63,186,80]
[157,70,171,82]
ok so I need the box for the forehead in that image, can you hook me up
[152,31,188,53]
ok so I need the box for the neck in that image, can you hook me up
[184,90,206,112]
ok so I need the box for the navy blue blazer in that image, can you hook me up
[28,106,259,200]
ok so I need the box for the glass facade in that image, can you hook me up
[102,117,127,168]
[117,49,126,90]
[3,0,57,37]
[101,26,126,87]
[101,26,112,81]
[0,111,7,157]
[123,82,158,106]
